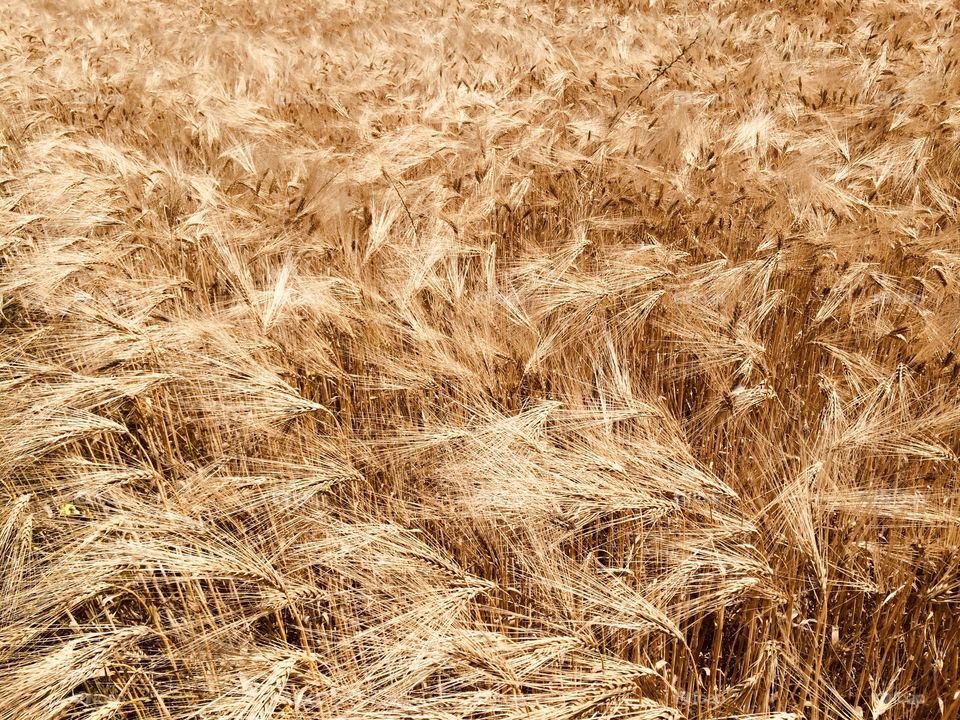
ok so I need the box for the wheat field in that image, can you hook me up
[1,0,959,718]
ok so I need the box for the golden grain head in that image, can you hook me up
[0,0,959,719]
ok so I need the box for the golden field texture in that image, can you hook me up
[1,0,959,718]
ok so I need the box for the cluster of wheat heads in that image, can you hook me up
[1,0,959,718]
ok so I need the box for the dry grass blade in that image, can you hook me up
[1,0,959,719]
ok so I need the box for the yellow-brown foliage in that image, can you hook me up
[1,1,959,719]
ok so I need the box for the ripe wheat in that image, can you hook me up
[1,0,959,719]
